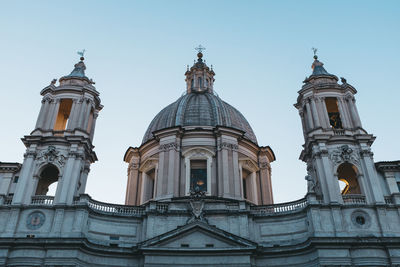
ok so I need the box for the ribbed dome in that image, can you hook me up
[142,92,258,144]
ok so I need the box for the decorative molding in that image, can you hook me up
[240,159,259,172]
[159,142,179,152]
[68,151,85,160]
[139,158,158,173]
[360,148,374,158]
[24,151,37,159]
[312,149,329,159]
[36,146,67,166]
[128,162,139,171]
[218,142,238,151]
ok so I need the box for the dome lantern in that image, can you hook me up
[185,45,215,94]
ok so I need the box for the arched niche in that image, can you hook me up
[337,162,361,195]
[183,147,214,195]
[35,164,60,196]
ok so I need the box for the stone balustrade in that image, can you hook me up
[342,194,366,204]
[250,198,308,216]
[82,197,145,216]
[31,195,54,205]
[385,195,394,205]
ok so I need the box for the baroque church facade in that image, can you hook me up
[0,50,399,266]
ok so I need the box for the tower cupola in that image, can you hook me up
[185,46,215,94]
[304,54,338,85]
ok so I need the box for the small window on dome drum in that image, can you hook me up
[190,160,207,193]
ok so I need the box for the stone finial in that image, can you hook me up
[51,79,57,85]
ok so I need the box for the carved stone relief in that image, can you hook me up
[36,146,66,167]
[329,145,359,166]
[218,142,238,151]
[159,142,179,152]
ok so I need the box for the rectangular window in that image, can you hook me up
[54,99,73,131]
[13,176,19,183]
[190,160,207,192]
[325,97,343,129]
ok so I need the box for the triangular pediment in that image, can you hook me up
[140,220,256,250]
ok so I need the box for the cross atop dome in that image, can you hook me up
[195,45,206,53]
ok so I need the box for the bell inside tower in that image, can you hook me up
[325,97,343,129]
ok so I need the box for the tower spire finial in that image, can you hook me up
[77,49,86,61]
[312,47,318,59]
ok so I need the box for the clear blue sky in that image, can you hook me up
[0,0,399,203]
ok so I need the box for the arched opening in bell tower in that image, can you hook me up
[35,164,59,196]
[54,99,73,131]
[337,163,361,195]
[325,97,343,129]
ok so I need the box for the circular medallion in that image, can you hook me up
[26,211,46,230]
[351,210,370,228]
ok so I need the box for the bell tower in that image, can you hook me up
[12,54,103,205]
[295,52,384,204]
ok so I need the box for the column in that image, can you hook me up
[77,98,88,129]
[232,147,241,198]
[222,146,230,198]
[44,100,56,129]
[78,164,90,195]
[341,97,354,128]
[362,153,385,203]
[321,155,342,203]
[125,162,139,205]
[259,160,273,205]
[167,148,176,198]
[66,157,83,204]
[156,151,165,198]
[305,101,314,130]
[337,98,350,128]
[55,155,75,204]
[310,98,321,128]
[0,173,13,195]
[35,99,47,129]
[321,98,331,128]
[82,101,93,131]
[384,172,398,195]
[347,97,362,128]
[89,113,99,140]
[12,151,36,204]
[250,172,258,204]
[316,98,328,128]
[49,99,60,130]
[66,99,79,130]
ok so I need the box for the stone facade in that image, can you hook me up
[0,52,399,266]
